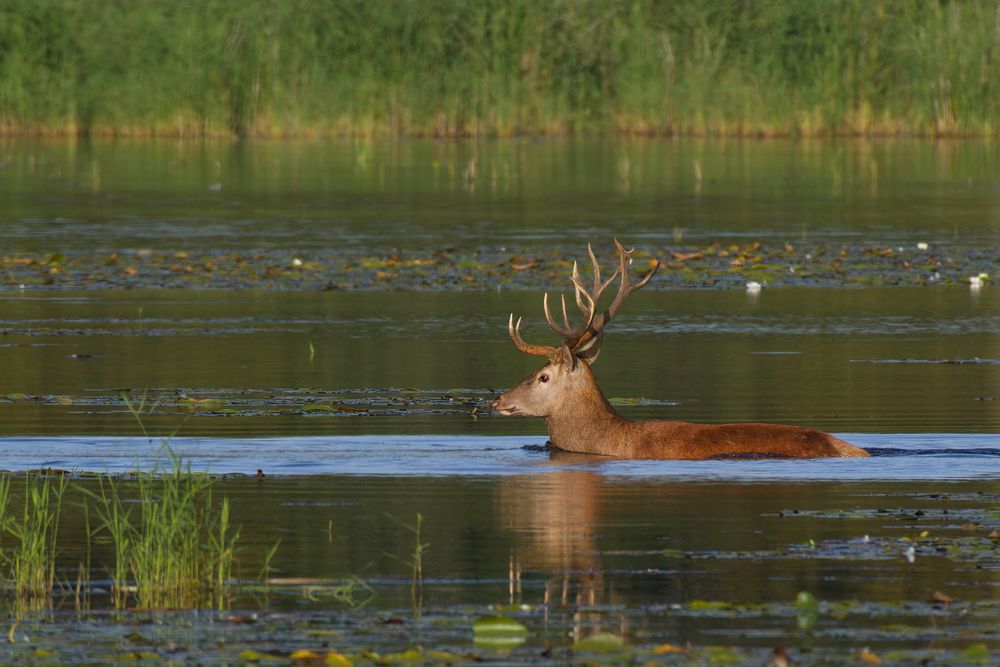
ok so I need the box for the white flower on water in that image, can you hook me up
[291,257,303,267]
[904,545,916,564]
[746,281,763,293]
[969,273,988,288]
[916,242,928,250]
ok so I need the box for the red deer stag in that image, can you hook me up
[491,240,869,459]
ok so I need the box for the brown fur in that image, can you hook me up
[493,358,869,460]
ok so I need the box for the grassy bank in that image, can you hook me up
[1,0,999,138]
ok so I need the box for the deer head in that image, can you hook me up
[492,240,659,419]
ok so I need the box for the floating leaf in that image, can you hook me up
[491,603,534,612]
[239,649,265,662]
[795,591,819,612]
[795,591,820,631]
[291,649,322,661]
[326,652,352,667]
[651,644,685,654]
[690,600,732,611]
[960,643,991,665]
[383,649,423,663]
[930,591,954,604]
[473,616,528,649]
[575,633,626,654]
[473,616,528,636]
[857,648,882,664]
[704,646,742,664]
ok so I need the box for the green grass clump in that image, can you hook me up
[0,474,67,611]
[0,0,998,137]
[89,452,240,609]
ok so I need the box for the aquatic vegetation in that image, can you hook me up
[0,473,67,612]
[2,240,996,291]
[0,472,992,663]
[658,521,999,569]
[2,387,499,425]
[795,591,820,632]
[473,616,529,649]
[384,513,430,612]
[574,632,629,656]
[88,451,241,609]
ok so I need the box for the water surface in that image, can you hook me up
[0,138,997,664]
[2,139,999,253]
[1,287,996,435]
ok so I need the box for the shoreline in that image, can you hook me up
[1,122,998,141]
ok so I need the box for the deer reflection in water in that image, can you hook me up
[498,467,627,642]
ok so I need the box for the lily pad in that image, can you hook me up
[574,633,626,654]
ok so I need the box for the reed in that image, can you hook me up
[384,512,430,613]
[0,473,67,611]
[88,451,241,609]
[0,0,997,138]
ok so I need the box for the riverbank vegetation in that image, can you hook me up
[1,0,998,138]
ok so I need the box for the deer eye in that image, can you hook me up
[538,373,550,383]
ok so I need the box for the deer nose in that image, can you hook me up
[490,397,501,410]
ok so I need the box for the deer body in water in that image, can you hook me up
[491,240,869,459]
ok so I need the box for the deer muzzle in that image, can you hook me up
[490,395,518,416]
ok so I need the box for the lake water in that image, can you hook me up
[1,138,999,253]
[0,138,997,664]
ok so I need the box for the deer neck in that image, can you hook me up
[545,369,636,457]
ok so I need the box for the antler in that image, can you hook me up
[508,314,559,359]
[567,239,659,356]
[507,239,660,363]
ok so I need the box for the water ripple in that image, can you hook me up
[2,434,997,481]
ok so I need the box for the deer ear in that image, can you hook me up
[559,343,577,371]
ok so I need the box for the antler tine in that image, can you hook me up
[543,293,574,338]
[605,238,658,321]
[505,241,657,365]
[564,239,659,352]
[574,244,621,315]
[572,260,588,315]
[508,314,559,358]
[587,243,601,295]
[544,274,598,340]
[567,273,599,342]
